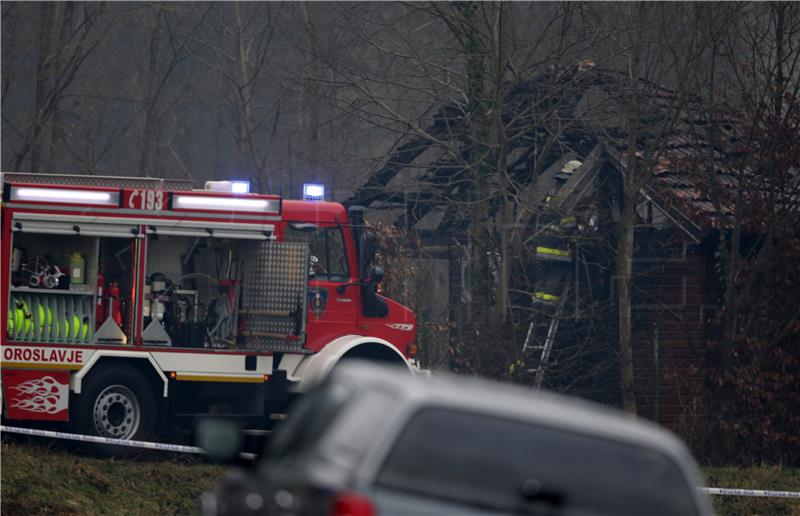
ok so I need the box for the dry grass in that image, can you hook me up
[1,436,225,515]
[2,435,798,515]
[704,465,800,515]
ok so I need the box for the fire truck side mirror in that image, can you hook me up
[361,233,378,280]
[361,265,388,318]
[368,266,384,285]
[335,266,384,295]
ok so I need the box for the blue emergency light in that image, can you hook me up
[303,183,325,201]
[230,181,250,194]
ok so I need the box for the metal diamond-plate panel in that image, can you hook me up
[241,242,308,351]
[2,172,194,190]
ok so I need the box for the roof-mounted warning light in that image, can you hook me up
[231,181,250,194]
[204,180,251,194]
[173,194,279,214]
[9,186,120,206]
[303,183,325,201]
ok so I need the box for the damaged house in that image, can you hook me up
[344,61,800,443]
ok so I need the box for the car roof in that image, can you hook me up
[292,363,713,515]
[331,361,699,466]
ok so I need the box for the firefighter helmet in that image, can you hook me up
[560,160,582,176]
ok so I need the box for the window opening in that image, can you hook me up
[286,226,349,282]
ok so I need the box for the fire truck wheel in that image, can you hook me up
[76,365,157,443]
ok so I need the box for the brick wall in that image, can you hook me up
[630,244,714,438]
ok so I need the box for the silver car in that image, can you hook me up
[202,362,713,516]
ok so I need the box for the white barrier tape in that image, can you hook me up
[2,426,796,496]
[1,425,204,453]
[700,487,800,499]
[1,425,259,460]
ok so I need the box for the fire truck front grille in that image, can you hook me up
[241,242,308,352]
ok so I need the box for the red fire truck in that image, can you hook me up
[0,172,416,443]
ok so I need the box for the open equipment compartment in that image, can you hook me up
[7,218,140,346]
[8,232,97,345]
[142,230,309,350]
[142,233,243,348]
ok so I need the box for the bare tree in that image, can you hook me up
[3,2,112,172]
[576,3,721,413]
[300,3,614,376]
[713,2,800,361]
[193,2,284,190]
[135,4,210,178]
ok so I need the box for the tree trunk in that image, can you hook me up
[720,188,742,363]
[47,3,73,171]
[617,2,643,414]
[459,3,491,326]
[490,4,510,325]
[617,201,637,414]
[138,8,163,176]
[299,3,322,185]
[29,2,55,172]
[235,1,252,174]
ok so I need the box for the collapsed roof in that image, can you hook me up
[347,62,799,240]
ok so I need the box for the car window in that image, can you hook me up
[267,378,353,461]
[376,408,698,516]
[322,388,397,468]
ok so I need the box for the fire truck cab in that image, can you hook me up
[0,173,416,443]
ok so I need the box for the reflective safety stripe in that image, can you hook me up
[1,362,82,370]
[175,373,265,383]
[533,292,560,301]
[536,246,570,258]
[559,215,577,227]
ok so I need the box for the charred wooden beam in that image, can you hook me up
[345,136,433,207]
[345,104,466,208]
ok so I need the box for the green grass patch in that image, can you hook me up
[3,438,799,515]
[703,466,800,515]
[1,438,226,515]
